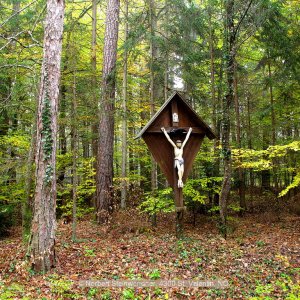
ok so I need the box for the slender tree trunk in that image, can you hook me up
[29,0,64,272]
[23,124,36,241]
[121,0,128,209]
[267,56,278,191]
[58,56,68,183]
[246,91,254,210]
[89,0,98,208]
[219,0,234,237]
[209,5,216,137]
[233,61,246,211]
[23,15,37,239]
[261,130,271,190]
[71,70,78,242]
[164,4,169,188]
[96,0,120,223]
[267,56,276,146]
[5,1,20,185]
[91,0,98,162]
[164,0,169,103]
[149,0,158,226]
[208,4,221,208]
[58,31,70,170]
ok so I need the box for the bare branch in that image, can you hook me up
[0,64,34,70]
[233,0,254,41]
[0,0,38,29]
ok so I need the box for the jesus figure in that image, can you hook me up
[161,127,192,188]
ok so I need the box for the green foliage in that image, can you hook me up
[0,133,30,237]
[48,274,75,298]
[184,177,223,204]
[138,176,223,217]
[0,134,30,156]
[0,0,299,242]
[232,141,300,171]
[122,288,135,300]
[0,282,26,300]
[139,188,175,216]
[83,246,96,257]
[279,172,300,197]
[183,180,206,204]
[232,141,300,196]
[100,290,112,300]
[256,240,266,247]
[148,269,161,280]
[249,273,300,300]
[57,156,95,219]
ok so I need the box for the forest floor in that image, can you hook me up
[0,209,299,299]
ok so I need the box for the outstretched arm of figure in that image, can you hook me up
[161,127,176,148]
[181,127,192,149]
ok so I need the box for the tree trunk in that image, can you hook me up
[267,56,278,191]
[164,0,169,103]
[246,91,254,211]
[149,0,158,226]
[219,0,234,237]
[29,0,64,272]
[209,5,216,137]
[261,129,271,191]
[58,46,69,183]
[23,124,36,241]
[267,56,276,146]
[71,70,78,242]
[233,61,246,211]
[121,0,128,209]
[96,0,120,223]
[208,4,221,208]
[91,0,98,162]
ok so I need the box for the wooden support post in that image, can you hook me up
[174,171,184,238]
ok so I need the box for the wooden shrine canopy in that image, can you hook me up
[136,92,216,187]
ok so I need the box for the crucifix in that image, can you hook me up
[161,126,192,188]
[136,92,216,237]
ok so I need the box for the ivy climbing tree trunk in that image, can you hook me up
[96,0,120,223]
[29,0,64,272]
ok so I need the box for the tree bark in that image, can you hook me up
[246,90,254,211]
[121,0,128,209]
[71,70,78,242]
[29,0,64,272]
[219,0,234,237]
[149,0,158,226]
[233,61,246,211]
[96,0,120,223]
[267,55,278,191]
[91,0,98,161]
[209,5,217,137]
[267,55,276,146]
[58,31,70,183]
[23,123,36,240]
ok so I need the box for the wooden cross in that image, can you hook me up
[136,92,216,236]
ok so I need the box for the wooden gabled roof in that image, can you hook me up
[135,91,216,139]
